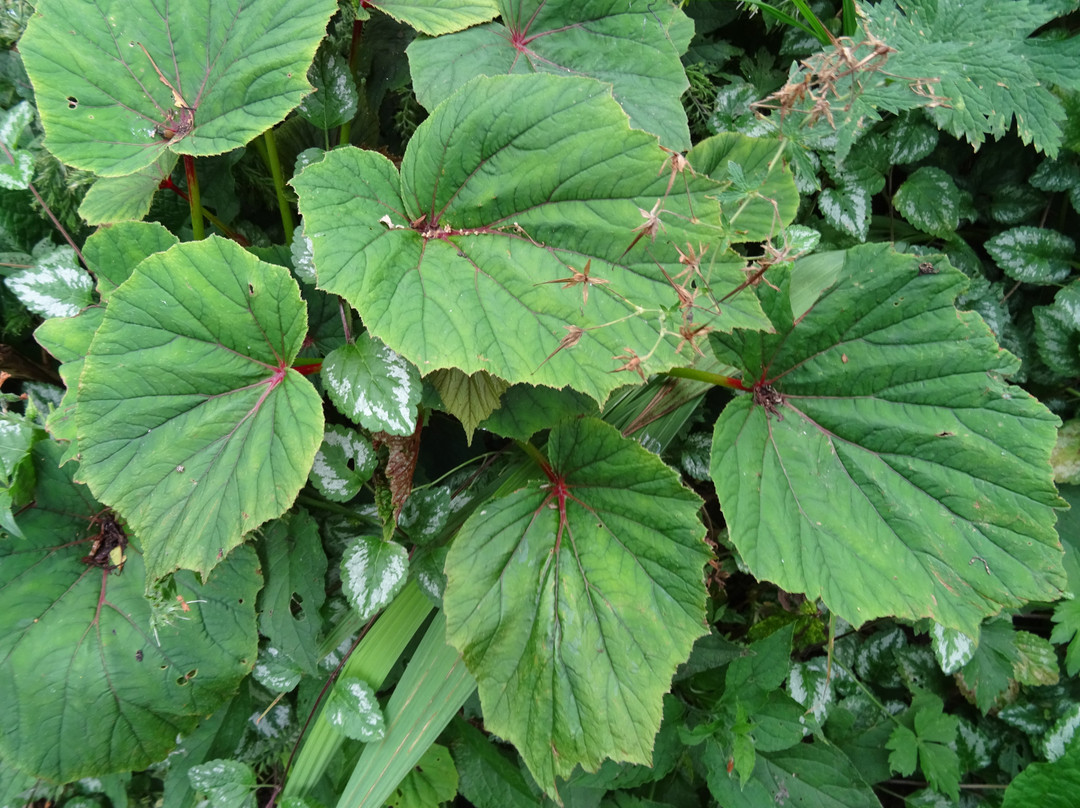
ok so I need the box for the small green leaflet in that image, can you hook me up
[444,418,709,793]
[74,236,324,580]
[710,244,1066,636]
[886,693,961,801]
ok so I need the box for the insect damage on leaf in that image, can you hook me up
[81,510,128,575]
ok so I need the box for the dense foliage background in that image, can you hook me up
[2,0,1080,806]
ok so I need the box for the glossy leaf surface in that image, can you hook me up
[444,418,708,791]
[74,237,324,580]
[710,244,1065,636]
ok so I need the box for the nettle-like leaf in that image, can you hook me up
[308,424,377,502]
[326,677,386,742]
[407,0,694,150]
[0,100,34,190]
[444,417,709,793]
[74,236,324,580]
[4,242,92,318]
[340,535,409,622]
[893,166,961,238]
[863,0,1080,157]
[710,244,1066,636]
[370,0,499,36]
[0,440,259,783]
[293,74,774,403]
[297,51,358,132]
[19,0,338,176]
[1034,282,1080,378]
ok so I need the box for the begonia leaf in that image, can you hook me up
[74,236,324,580]
[444,417,709,793]
[370,0,498,36]
[292,74,771,403]
[0,440,259,783]
[407,0,693,150]
[710,244,1065,636]
[19,0,337,176]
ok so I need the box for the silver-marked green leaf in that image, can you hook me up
[0,101,34,190]
[398,486,451,546]
[252,645,304,692]
[819,184,870,241]
[407,0,693,149]
[290,223,317,284]
[74,236,324,580]
[371,0,498,36]
[309,424,376,502]
[340,535,409,622]
[19,0,337,176]
[78,152,179,225]
[710,244,1066,636]
[188,759,255,808]
[297,51,358,131]
[1034,281,1080,377]
[931,623,977,675]
[326,676,386,741]
[986,226,1076,285]
[292,74,768,403]
[82,221,180,300]
[0,442,259,783]
[4,243,92,318]
[1052,421,1080,485]
[893,166,961,237]
[444,417,708,792]
[323,333,422,436]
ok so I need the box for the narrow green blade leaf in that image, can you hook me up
[407,0,693,149]
[19,0,337,175]
[0,441,259,782]
[444,417,709,792]
[710,244,1065,635]
[293,74,766,403]
[75,236,324,580]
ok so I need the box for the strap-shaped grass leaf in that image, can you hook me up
[444,418,709,792]
[0,441,259,782]
[19,0,337,176]
[407,0,693,150]
[75,237,324,580]
[710,244,1065,636]
[293,74,769,403]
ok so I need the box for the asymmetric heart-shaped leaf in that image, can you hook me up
[444,417,709,792]
[74,237,324,580]
[293,74,772,403]
[19,0,337,176]
[407,0,693,150]
[371,0,499,36]
[710,244,1066,636]
[0,440,259,783]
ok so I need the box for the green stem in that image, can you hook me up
[183,155,204,240]
[283,581,434,800]
[338,16,364,147]
[664,366,749,390]
[262,128,295,245]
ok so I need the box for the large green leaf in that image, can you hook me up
[444,418,709,793]
[407,0,693,150]
[293,74,770,403]
[370,0,499,36]
[710,244,1065,636]
[19,0,337,176]
[0,440,259,783]
[74,236,324,580]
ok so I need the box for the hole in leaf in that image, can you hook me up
[66,96,78,109]
[135,650,143,661]
[290,592,305,619]
[248,283,256,295]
